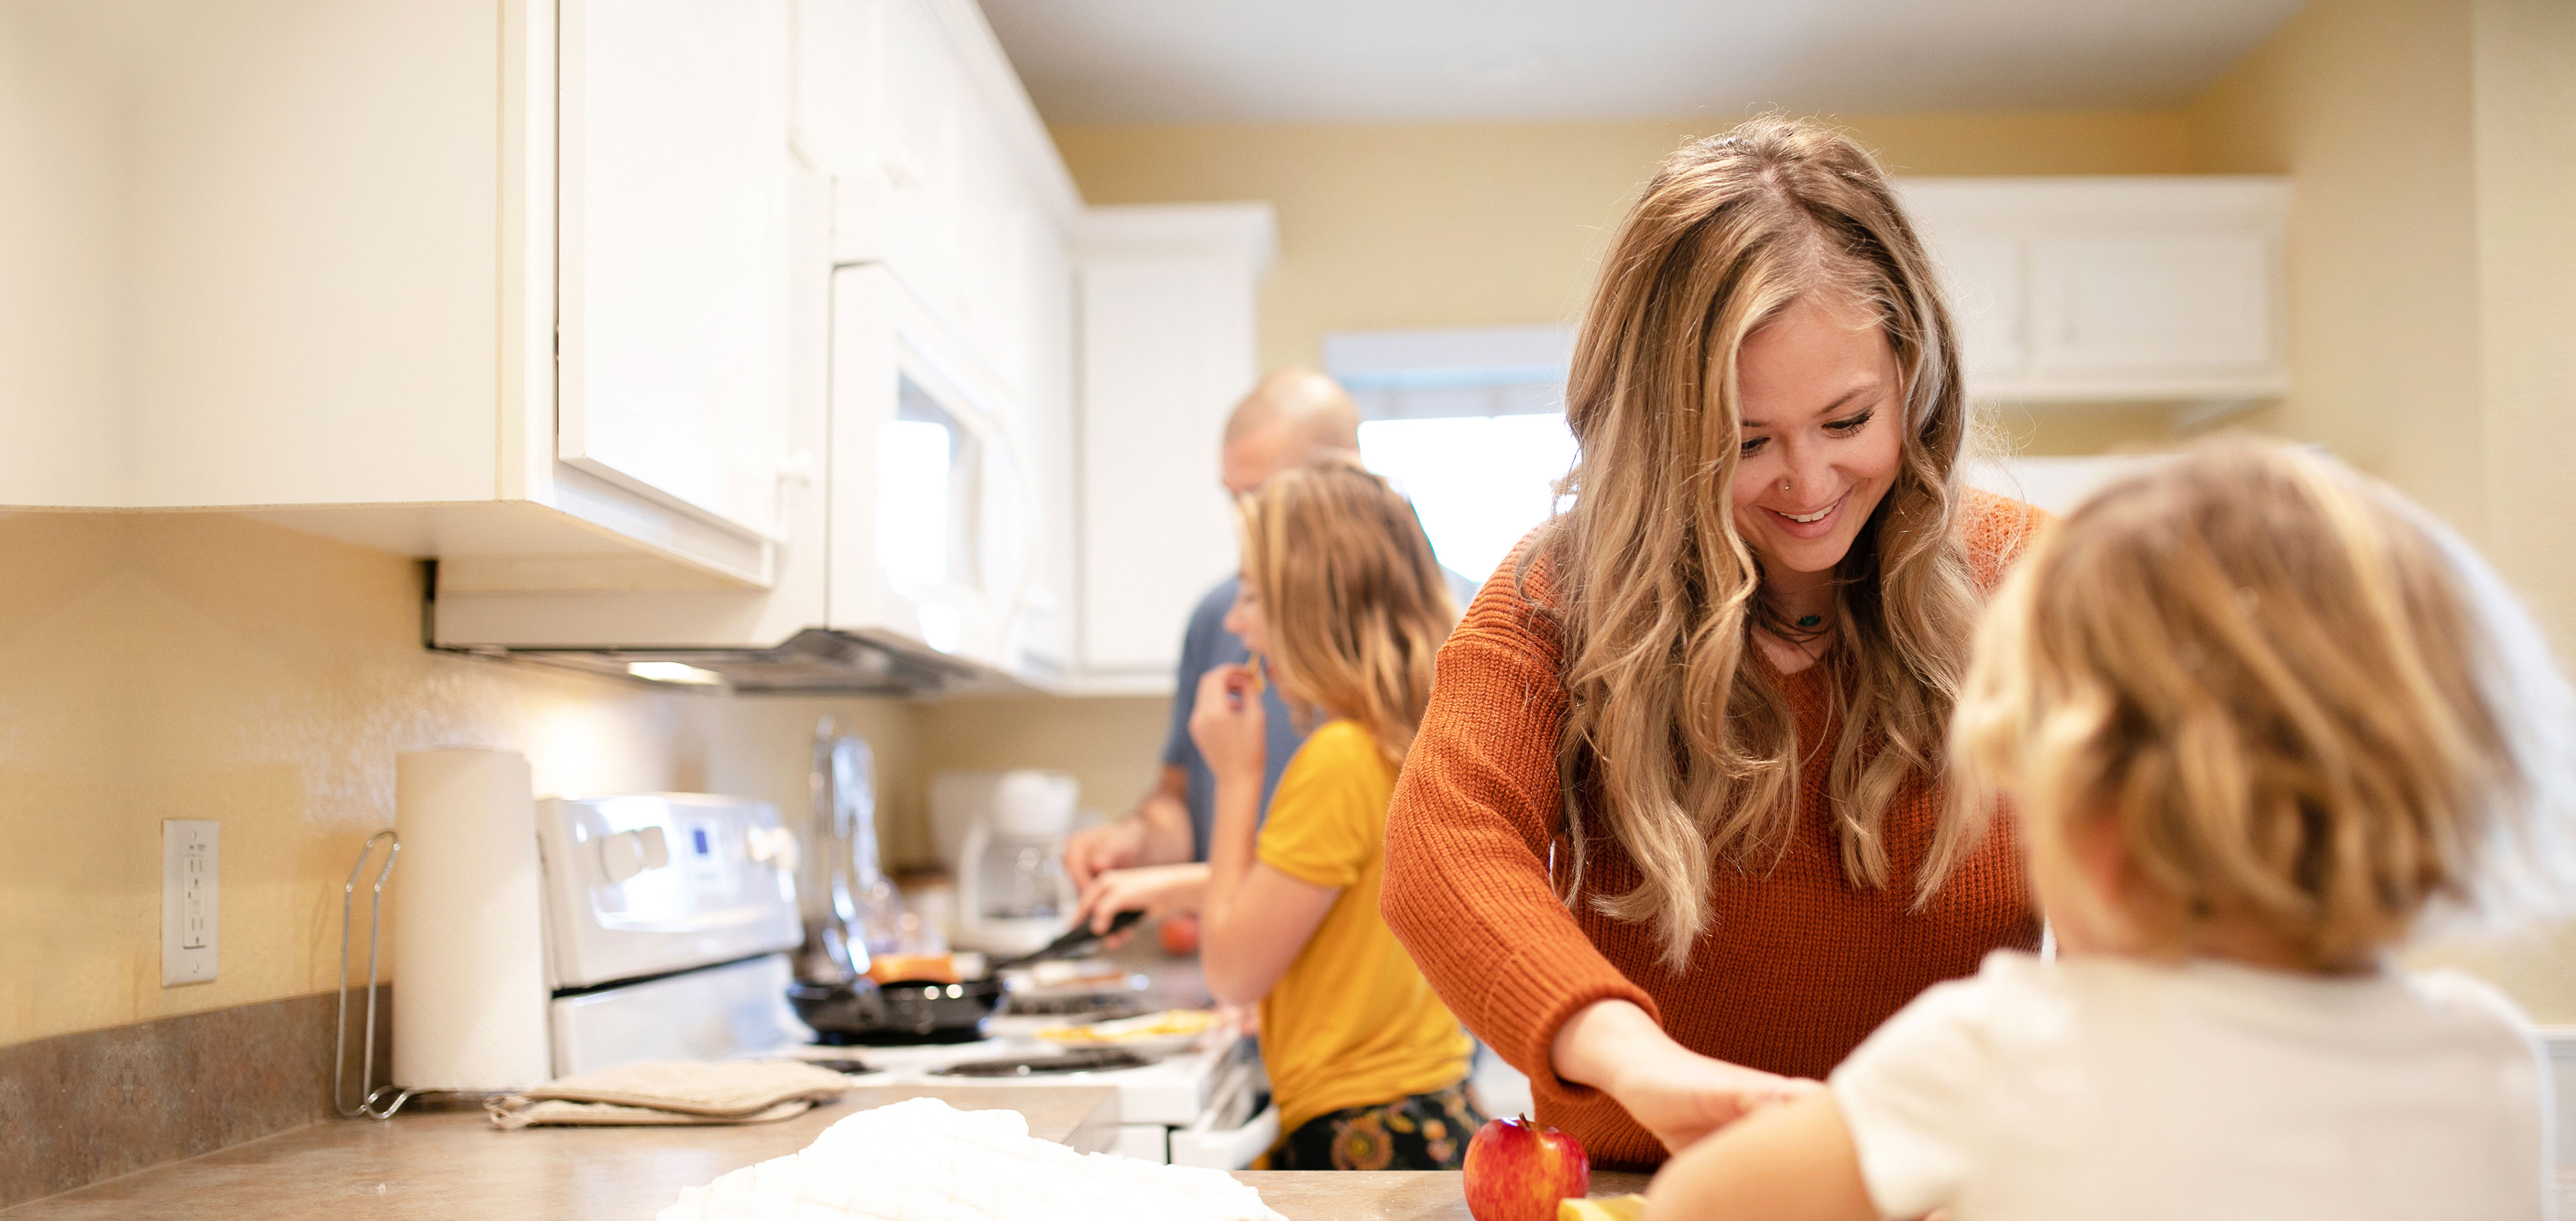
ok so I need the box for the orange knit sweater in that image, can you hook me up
[1380,491,2046,1170]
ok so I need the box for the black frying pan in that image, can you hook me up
[789,974,1008,1045]
[790,911,1143,1045]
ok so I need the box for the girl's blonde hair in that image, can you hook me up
[1239,460,1459,767]
[1952,439,2576,969]
[1538,115,1985,965]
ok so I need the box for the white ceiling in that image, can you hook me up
[976,0,2306,125]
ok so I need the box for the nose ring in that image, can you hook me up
[1780,478,1791,492]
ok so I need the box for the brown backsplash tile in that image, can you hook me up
[0,986,392,1210]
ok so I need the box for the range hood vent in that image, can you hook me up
[439,628,983,696]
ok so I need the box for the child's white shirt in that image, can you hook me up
[1829,950,2552,1221]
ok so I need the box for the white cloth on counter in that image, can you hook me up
[1830,950,2552,1221]
[657,1097,1287,1221]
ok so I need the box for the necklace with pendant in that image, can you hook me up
[1782,603,1835,666]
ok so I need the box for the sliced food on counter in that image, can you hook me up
[1033,1008,1219,1049]
[657,1096,1286,1221]
[1559,1197,1647,1221]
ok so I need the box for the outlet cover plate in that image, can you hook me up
[162,819,218,986]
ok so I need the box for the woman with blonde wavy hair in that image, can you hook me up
[1381,115,2046,1170]
[1079,458,1482,1170]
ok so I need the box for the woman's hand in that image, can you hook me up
[1609,1050,1822,1153]
[1073,863,1209,934]
[1186,662,1266,785]
[1553,999,1821,1152]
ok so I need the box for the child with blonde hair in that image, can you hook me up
[1078,458,1482,1169]
[1646,438,2576,1220]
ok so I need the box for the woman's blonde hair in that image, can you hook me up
[1952,439,2576,969]
[1538,116,1984,965]
[1239,460,1459,767]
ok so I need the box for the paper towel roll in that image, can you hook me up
[393,749,551,1091]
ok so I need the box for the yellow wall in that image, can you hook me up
[0,512,924,1047]
[0,507,1185,1050]
[915,695,1174,829]
[2185,0,2488,538]
[2451,0,2576,1019]
[2182,0,2576,1019]
[2469,0,2576,660]
[1054,110,2194,377]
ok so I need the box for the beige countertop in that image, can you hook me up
[12,1086,2565,1220]
[0,1081,1657,1220]
[0,1086,1118,1220]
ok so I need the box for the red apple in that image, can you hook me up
[1159,913,1200,956]
[1464,1114,1590,1221]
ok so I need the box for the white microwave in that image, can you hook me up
[828,262,1038,673]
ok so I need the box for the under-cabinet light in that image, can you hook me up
[627,662,724,686]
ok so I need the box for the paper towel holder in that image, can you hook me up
[336,829,416,1120]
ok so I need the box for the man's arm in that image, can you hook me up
[1064,765,1194,888]
[1130,764,1194,864]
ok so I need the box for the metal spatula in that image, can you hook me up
[988,909,1144,972]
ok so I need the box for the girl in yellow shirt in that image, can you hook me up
[1104,458,1479,1170]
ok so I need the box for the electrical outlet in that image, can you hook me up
[162,820,218,986]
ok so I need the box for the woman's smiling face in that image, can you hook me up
[1729,295,1905,581]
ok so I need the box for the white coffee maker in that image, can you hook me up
[934,770,1081,957]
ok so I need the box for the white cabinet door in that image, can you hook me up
[1075,204,1275,689]
[872,2,965,308]
[1897,177,2289,405]
[560,0,794,541]
[2029,233,2278,379]
[1930,233,2026,383]
[792,0,881,178]
[1003,219,1077,674]
[1078,257,1253,682]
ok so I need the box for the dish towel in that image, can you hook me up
[489,1059,853,1129]
[657,1096,1286,1221]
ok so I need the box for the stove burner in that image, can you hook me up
[999,984,1154,1020]
[932,1048,1155,1077]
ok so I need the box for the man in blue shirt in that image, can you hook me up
[1061,367,1361,901]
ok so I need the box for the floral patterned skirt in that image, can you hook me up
[1263,1081,1486,1171]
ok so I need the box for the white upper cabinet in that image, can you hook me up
[1898,178,2292,408]
[1072,204,1277,693]
[797,0,1076,405]
[0,0,803,590]
[560,0,797,542]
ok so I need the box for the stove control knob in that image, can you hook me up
[600,831,645,883]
